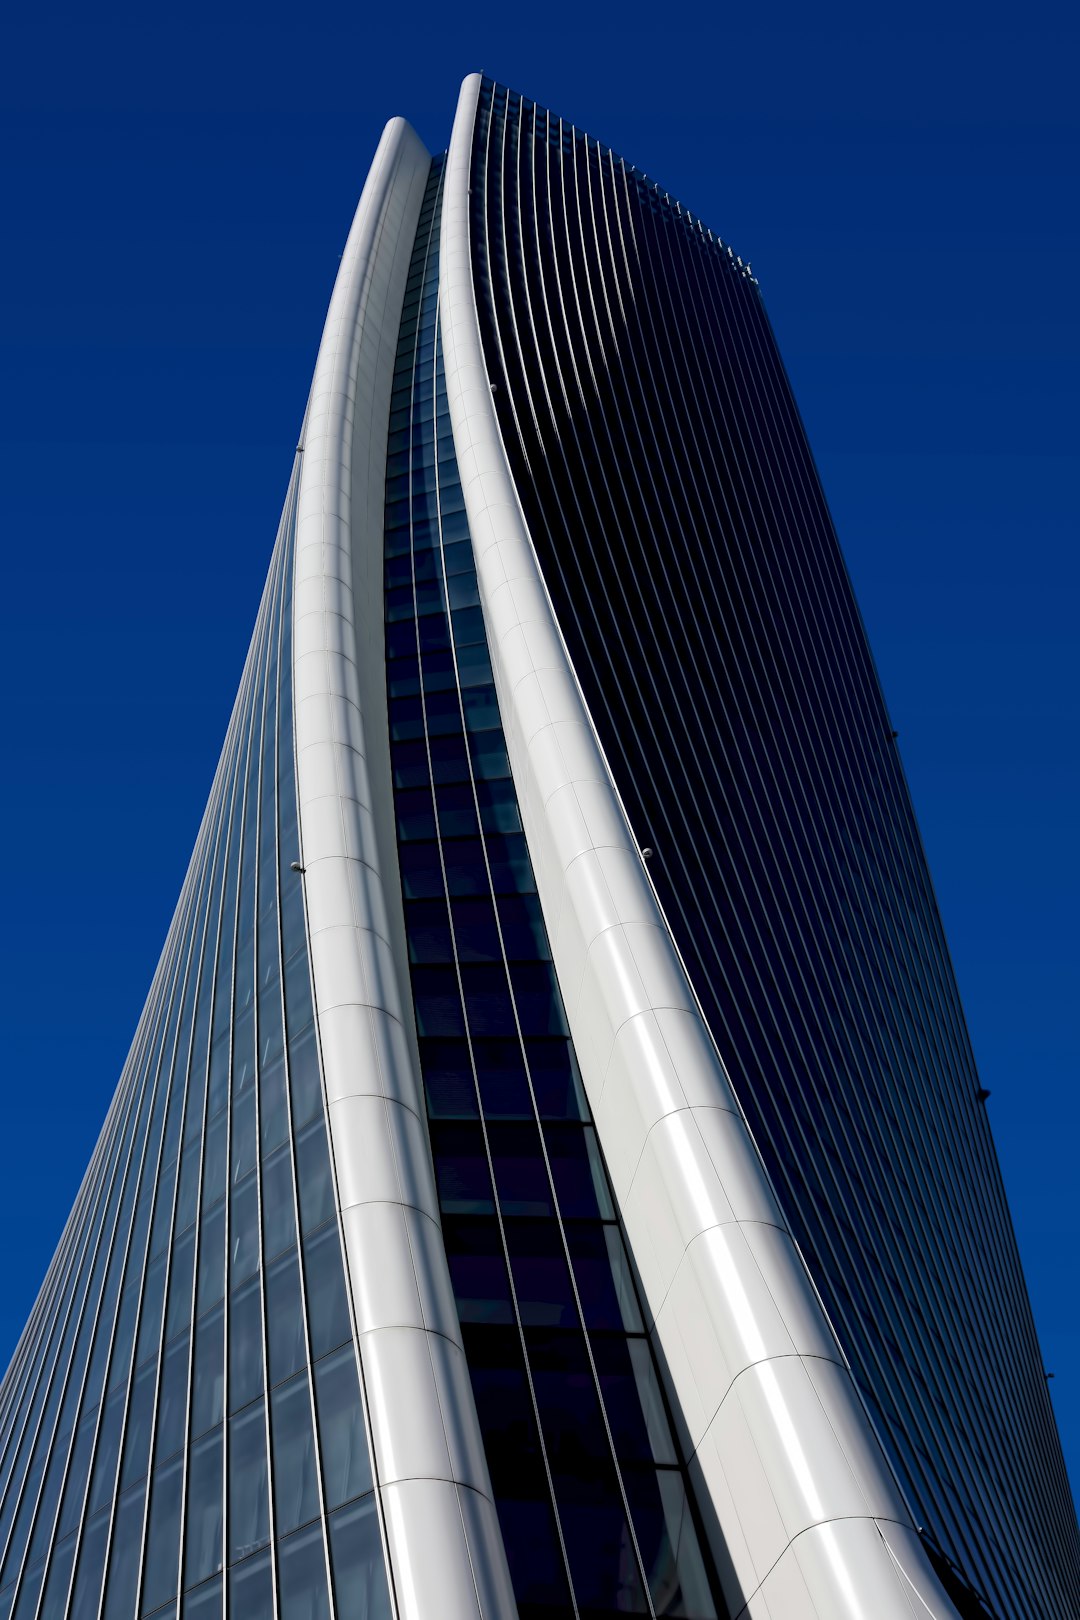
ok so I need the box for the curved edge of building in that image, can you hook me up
[293,113,518,1620]
[439,69,959,1620]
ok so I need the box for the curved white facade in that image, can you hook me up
[294,115,516,1620]
[437,72,955,1620]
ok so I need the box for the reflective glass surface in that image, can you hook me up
[0,466,390,1618]
[385,158,720,1620]
[468,75,1079,1620]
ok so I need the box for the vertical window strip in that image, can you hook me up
[0,869,205,1499]
[0,740,234,1620]
[165,555,273,1620]
[386,152,721,1620]
[49,659,249,1620]
[406,165,581,1617]
[0,974,174,1619]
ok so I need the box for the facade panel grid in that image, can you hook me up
[0,469,390,1620]
[384,158,723,1620]
[467,74,1078,1620]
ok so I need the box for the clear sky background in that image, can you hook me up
[1,0,1076,1509]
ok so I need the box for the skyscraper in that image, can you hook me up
[1,69,1075,1620]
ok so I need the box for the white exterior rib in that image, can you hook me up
[440,71,957,1620]
[294,114,517,1620]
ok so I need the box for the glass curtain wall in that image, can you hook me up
[467,75,1078,1620]
[383,161,722,1620]
[0,466,390,1620]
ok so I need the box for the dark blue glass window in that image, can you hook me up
[385,144,719,1620]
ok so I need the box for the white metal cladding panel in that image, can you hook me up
[439,71,957,1620]
[294,115,517,1620]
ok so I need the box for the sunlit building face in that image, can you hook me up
[0,74,1073,1620]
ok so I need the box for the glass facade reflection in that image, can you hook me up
[384,161,720,1620]
[0,470,390,1620]
[467,75,1077,1620]
[4,71,1077,1620]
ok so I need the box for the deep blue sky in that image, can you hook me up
[2,0,1076,1501]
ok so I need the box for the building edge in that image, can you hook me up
[439,70,959,1620]
[293,114,518,1620]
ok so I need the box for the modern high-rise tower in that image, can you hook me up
[1,74,1076,1620]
